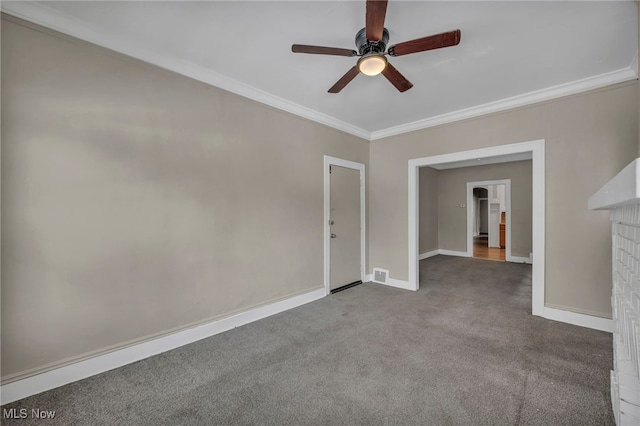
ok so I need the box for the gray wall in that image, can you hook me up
[437,161,532,258]
[1,17,369,381]
[418,167,439,254]
[369,82,638,319]
[2,12,637,383]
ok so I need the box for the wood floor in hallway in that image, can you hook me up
[473,235,505,261]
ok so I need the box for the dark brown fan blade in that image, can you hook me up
[292,44,357,57]
[365,0,388,41]
[381,62,413,92]
[388,29,461,57]
[328,66,360,93]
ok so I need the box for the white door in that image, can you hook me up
[329,165,361,291]
[488,202,500,247]
[488,184,505,248]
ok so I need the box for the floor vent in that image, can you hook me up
[372,268,389,284]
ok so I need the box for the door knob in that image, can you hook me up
[331,233,337,238]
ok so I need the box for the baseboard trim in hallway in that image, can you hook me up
[0,288,326,405]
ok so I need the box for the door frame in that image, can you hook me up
[324,156,366,296]
[466,179,511,259]
[408,139,545,317]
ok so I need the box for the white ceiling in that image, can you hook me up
[3,1,638,140]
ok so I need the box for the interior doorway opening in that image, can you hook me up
[468,180,510,261]
[473,186,505,261]
[408,140,544,317]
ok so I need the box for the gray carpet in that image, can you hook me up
[1,255,613,425]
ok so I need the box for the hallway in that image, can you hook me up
[473,235,505,261]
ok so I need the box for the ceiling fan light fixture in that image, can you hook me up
[357,54,387,76]
[291,2,461,93]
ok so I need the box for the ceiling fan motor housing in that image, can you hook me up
[356,27,389,55]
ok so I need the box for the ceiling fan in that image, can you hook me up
[291,0,461,93]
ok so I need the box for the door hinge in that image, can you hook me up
[329,165,332,174]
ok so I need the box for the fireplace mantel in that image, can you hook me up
[589,158,640,210]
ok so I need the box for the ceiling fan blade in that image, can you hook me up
[292,44,357,57]
[365,0,388,41]
[381,62,413,92]
[388,29,461,57]
[328,66,360,93]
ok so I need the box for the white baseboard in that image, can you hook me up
[421,249,531,264]
[419,250,439,260]
[543,307,613,333]
[366,270,413,290]
[509,255,533,264]
[382,277,415,291]
[418,249,470,260]
[437,249,471,258]
[0,288,325,405]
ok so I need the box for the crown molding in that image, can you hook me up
[1,1,370,140]
[370,66,639,140]
[2,1,638,143]
[630,51,638,77]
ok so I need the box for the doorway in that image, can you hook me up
[323,156,366,295]
[467,180,510,261]
[408,140,545,317]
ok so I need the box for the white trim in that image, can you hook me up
[370,68,637,140]
[466,179,512,260]
[631,51,638,78]
[364,274,373,282]
[419,250,439,260]
[419,249,531,263]
[531,141,546,316]
[0,287,325,405]
[510,256,533,264]
[437,249,471,258]
[0,1,369,140]
[543,307,613,333]
[588,158,640,210]
[2,2,636,143]
[431,152,533,171]
[379,278,414,291]
[323,156,366,296]
[408,139,545,316]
